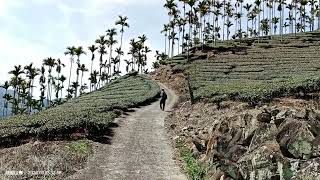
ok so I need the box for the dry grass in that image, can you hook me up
[0,139,93,180]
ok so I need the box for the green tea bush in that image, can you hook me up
[188,37,320,104]
[0,74,160,146]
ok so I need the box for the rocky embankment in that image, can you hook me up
[168,99,320,179]
[152,65,320,179]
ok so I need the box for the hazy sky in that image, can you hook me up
[0,0,168,95]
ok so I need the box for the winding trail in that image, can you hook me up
[68,83,186,180]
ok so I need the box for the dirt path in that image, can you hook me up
[68,84,186,180]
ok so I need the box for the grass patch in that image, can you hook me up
[180,147,207,180]
[66,140,92,156]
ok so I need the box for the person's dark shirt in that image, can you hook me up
[161,91,167,101]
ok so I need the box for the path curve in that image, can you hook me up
[67,83,186,180]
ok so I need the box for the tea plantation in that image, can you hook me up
[173,32,320,103]
[0,74,160,146]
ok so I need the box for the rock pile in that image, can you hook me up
[175,105,320,179]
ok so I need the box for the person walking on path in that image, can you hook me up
[160,89,167,111]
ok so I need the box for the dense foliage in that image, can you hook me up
[162,0,320,59]
[0,75,160,146]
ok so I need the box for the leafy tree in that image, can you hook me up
[115,15,129,69]
[79,63,88,89]
[106,28,118,77]
[39,66,46,108]
[124,59,132,73]
[74,46,86,97]
[244,3,253,36]
[261,18,270,35]
[0,81,10,116]
[2,93,12,116]
[89,70,99,91]
[24,63,39,99]
[58,75,66,99]
[161,24,170,55]
[115,47,124,72]
[55,58,65,98]
[88,45,98,91]
[95,35,108,87]
[143,46,151,72]
[24,63,39,113]
[43,57,56,105]
[8,65,24,100]
[64,46,76,90]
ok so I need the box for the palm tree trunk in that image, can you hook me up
[318,1,320,30]
[168,36,171,57]
[280,2,285,41]
[247,18,249,37]
[68,59,73,90]
[30,80,34,112]
[57,72,60,99]
[215,18,218,45]
[311,4,315,31]
[303,6,306,32]
[90,59,93,92]
[189,23,192,46]
[178,30,181,54]
[240,2,243,40]
[295,2,297,35]
[13,85,16,100]
[120,29,124,50]
[187,22,191,63]
[75,59,80,97]
[200,16,203,43]
[258,7,261,37]
[131,56,134,71]
[164,34,167,55]
[47,73,50,106]
[80,71,83,88]
[60,82,64,98]
[171,35,174,58]
[98,59,102,88]
[235,5,238,36]
[202,17,206,46]
[262,0,265,20]
[182,3,186,52]
[223,0,226,41]
[119,30,124,72]
[109,46,113,77]
[2,89,6,117]
[212,0,215,46]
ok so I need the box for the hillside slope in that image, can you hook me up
[0,74,162,180]
[171,31,320,104]
[0,74,160,147]
[159,32,320,180]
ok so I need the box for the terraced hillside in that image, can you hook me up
[172,32,320,103]
[0,74,160,147]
